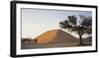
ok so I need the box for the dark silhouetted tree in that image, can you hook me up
[59,15,92,45]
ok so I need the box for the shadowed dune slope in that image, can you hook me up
[33,29,79,44]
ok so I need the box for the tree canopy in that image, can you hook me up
[59,15,92,35]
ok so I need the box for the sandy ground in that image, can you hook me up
[21,42,78,49]
[21,40,91,49]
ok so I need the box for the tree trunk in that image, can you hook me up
[79,33,84,45]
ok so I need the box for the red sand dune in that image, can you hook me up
[33,29,79,44]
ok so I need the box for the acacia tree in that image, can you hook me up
[59,15,92,45]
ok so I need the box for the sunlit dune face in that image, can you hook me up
[35,30,58,44]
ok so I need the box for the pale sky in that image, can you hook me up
[21,8,92,39]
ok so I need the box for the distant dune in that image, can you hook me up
[33,29,79,44]
[21,38,33,44]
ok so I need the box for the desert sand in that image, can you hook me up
[21,29,91,49]
[34,29,79,44]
